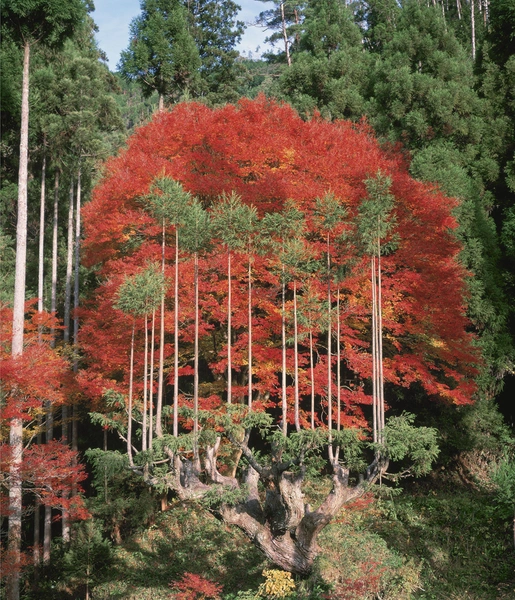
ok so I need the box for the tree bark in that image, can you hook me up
[227,250,232,404]
[50,170,59,347]
[8,39,30,600]
[38,151,46,317]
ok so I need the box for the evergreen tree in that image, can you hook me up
[119,0,201,110]
[0,2,87,596]
[184,0,245,103]
[277,0,370,119]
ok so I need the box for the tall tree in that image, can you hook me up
[0,2,87,596]
[119,0,201,110]
[183,0,245,102]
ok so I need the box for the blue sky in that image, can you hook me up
[92,0,270,69]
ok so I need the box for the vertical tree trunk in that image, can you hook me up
[173,230,180,437]
[293,280,300,432]
[38,151,46,317]
[377,248,385,441]
[8,40,30,600]
[71,168,81,500]
[142,314,149,452]
[50,170,59,346]
[281,1,291,66]
[128,323,135,466]
[471,0,476,59]
[336,288,341,432]
[193,252,199,459]
[64,179,74,344]
[43,407,53,565]
[248,255,253,409]
[227,250,232,404]
[281,266,287,436]
[371,257,378,444]
[156,219,166,438]
[326,234,334,460]
[149,309,156,449]
[309,328,315,430]
[61,179,74,544]
[34,148,46,574]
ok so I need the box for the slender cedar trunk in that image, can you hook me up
[64,179,74,344]
[61,406,70,544]
[43,407,53,565]
[71,168,81,500]
[50,170,59,347]
[293,280,300,432]
[142,314,149,452]
[128,322,135,466]
[227,250,232,404]
[156,219,165,438]
[326,234,334,461]
[309,328,315,430]
[33,466,41,571]
[336,289,341,431]
[149,309,156,449]
[248,255,252,409]
[280,1,291,66]
[158,93,164,112]
[43,168,57,555]
[456,0,462,20]
[34,149,46,572]
[377,245,385,442]
[61,179,74,544]
[38,151,46,318]
[173,230,180,437]
[8,40,30,600]
[281,265,287,436]
[193,252,199,459]
[371,256,378,444]
[471,0,476,59]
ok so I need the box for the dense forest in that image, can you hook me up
[1,0,514,599]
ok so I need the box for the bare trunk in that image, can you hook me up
[156,219,166,438]
[64,179,74,344]
[227,250,232,404]
[50,170,59,347]
[281,1,291,66]
[471,0,476,59]
[128,323,135,466]
[142,314,149,452]
[193,252,199,459]
[309,329,315,430]
[336,288,341,431]
[326,235,333,457]
[8,40,30,600]
[281,268,287,436]
[371,257,378,444]
[71,170,81,499]
[377,251,385,440]
[173,229,180,437]
[293,280,300,432]
[43,408,53,564]
[248,256,253,409]
[38,151,46,317]
[149,309,156,449]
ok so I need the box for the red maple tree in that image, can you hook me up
[80,97,479,573]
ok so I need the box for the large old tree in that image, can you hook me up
[80,98,478,574]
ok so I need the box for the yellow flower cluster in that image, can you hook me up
[258,569,296,598]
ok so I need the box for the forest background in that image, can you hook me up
[1,0,515,599]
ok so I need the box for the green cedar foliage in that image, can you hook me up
[183,0,245,103]
[277,0,369,119]
[119,0,201,107]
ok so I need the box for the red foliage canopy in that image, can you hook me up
[81,97,478,428]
